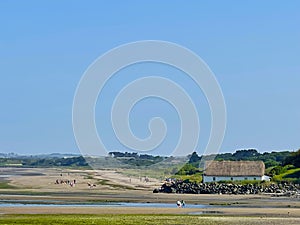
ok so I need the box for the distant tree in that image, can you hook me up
[264,159,280,168]
[232,149,259,160]
[176,163,199,175]
[109,152,125,158]
[215,153,234,161]
[188,152,201,167]
[284,149,300,167]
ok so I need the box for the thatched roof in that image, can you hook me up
[204,161,265,176]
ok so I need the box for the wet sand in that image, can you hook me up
[0,205,299,217]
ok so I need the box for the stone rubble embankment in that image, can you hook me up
[153,181,300,196]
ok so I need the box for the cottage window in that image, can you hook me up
[213,177,216,181]
[254,178,256,181]
[244,177,248,180]
[231,177,233,181]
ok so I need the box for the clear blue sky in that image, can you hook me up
[0,1,299,155]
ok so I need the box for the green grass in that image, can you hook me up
[82,173,135,190]
[0,214,298,225]
[171,174,203,183]
[0,214,267,225]
[265,166,276,175]
[217,179,266,185]
[273,167,300,183]
[0,181,17,189]
[84,175,94,179]
[96,179,135,190]
[0,214,211,225]
[284,169,300,178]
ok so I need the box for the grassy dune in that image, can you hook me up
[273,168,300,182]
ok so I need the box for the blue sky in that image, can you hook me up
[0,1,299,155]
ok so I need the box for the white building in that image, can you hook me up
[203,160,267,183]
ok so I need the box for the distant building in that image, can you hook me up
[203,160,269,183]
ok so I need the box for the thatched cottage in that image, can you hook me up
[203,160,269,183]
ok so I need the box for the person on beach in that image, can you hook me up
[176,200,185,208]
[181,200,185,207]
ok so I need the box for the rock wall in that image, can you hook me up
[153,180,300,196]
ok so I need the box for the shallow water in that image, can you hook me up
[189,210,223,215]
[0,201,210,208]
